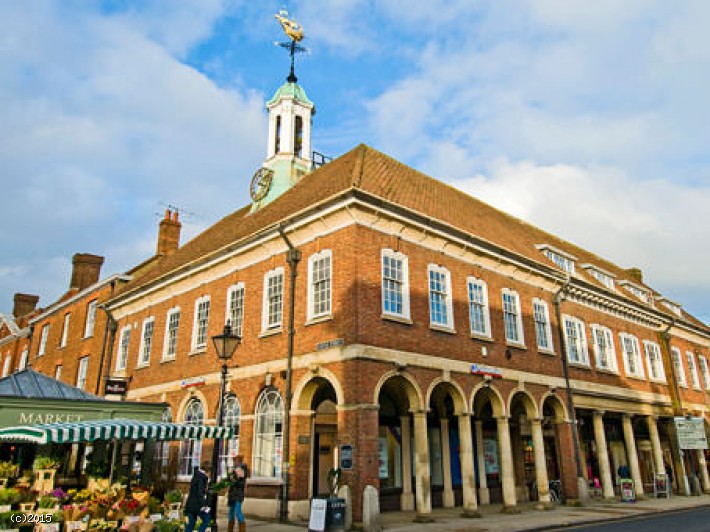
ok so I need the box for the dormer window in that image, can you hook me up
[536,244,576,274]
[618,280,651,305]
[581,264,616,290]
[658,298,682,317]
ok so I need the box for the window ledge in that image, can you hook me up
[470,333,494,343]
[161,357,176,364]
[568,361,591,370]
[506,342,527,351]
[429,323,456,334]
[382,314,413,325]
[595,367,619,375]
[82,335,93,341]
[259,327,282,338]
[538,348,556,356]
[136,362,150,370]
[189,347,207,356]
[305,315,333,327]
[626,373,647,381]
[648,379,668,385]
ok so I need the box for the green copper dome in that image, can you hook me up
[267,81,314,109]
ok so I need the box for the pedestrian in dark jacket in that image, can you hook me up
[227,455,249,532]
[185,462,211,532]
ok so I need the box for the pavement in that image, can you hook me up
[225,493,710,531]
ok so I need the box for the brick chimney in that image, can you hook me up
[157,208,181,256]
[70,253,104,291]
[625,267,644,284]
[13,293,39,318]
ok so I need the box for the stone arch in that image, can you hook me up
[426,377,468,415]
[507,388,539,419]
[374,370,425,412]
[293,367,344,410]
[470,382,506,418]
[540,392,569,423]
[176,389,208,422]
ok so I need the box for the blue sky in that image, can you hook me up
[1,1,709,325]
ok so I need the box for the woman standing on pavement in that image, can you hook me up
[227,454,249,532]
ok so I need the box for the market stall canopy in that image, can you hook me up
[0,418,234,444]
[0,369,167,427]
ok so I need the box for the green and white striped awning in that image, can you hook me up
[0,418,233,444]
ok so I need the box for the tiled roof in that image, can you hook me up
[0,368,101,400]
[111,144,705,329]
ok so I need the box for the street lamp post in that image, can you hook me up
[209,322,241,531]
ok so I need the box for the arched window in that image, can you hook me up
[179,399,204,478]
[219,395,242,477]
[252,389,283,477]
[294,116,303,158]
[275,116,281,154]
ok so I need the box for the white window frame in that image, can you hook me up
[54,364,62,380]
[381,249,410,320]
[428,264,454,330]
[116,325,131,371]
[60,313,70,348]
[19,348,29,370]
[467,277,491,338]
[502,289,525,346]
[138,317,155,367]
[686,351,701,389]
[532,298,553,353]
[537,244,577,274]
[38,324,49,357]
[84,300,98,338]
[620,333,645,379]
[162,307,181,361]
[698,355,710,390]
[590,325,617,372]
[178,399,204,480]
[252,388,284,478]
[643,340,666,383]
[671,347,687,387]
[262,268,284,331]
[563,315,589,366]
[76,357,89,390]
[2,355,10,378]
[226,284,245,337]
[219,395,242,478]
[307,250,332,321]
[192,296,211,351]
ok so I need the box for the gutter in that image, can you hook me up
[553,277,588,501]
[96,293,118,397]
[277,224,301,523]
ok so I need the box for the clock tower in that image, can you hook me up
[250,12,315,213]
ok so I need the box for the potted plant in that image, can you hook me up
[162,490,182,520]
[0,488,21,512]
[147,497,162,522]
[36,494,59,511]
[0,462,17,482]
[0,509,22,532]
[323,468,346,530]
[16,488,36,513]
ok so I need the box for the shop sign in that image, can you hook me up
[308,498,327,532]
[471,364,502,379]
[104,379,128,395]
[180,377,206,389]
[18,412,84,424]
[340,444,353,470]
[674,416,708,450]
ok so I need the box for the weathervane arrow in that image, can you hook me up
[274,10,307,83]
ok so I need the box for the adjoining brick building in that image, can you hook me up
[89,72,710,525]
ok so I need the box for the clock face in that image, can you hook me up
[250,167,274,201]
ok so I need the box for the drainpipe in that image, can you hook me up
[553,278,588,501]
[658,320,681,415]
[96,303,118,397]
[278,225,301,523]
[25,324,34,369]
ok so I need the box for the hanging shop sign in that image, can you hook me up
[104,379,128,395]
[674,416,708,450]
[471,364,503,379]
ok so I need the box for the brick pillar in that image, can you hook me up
[338,405,379,523]
[289,412,314,501]
[556,419,580,500]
